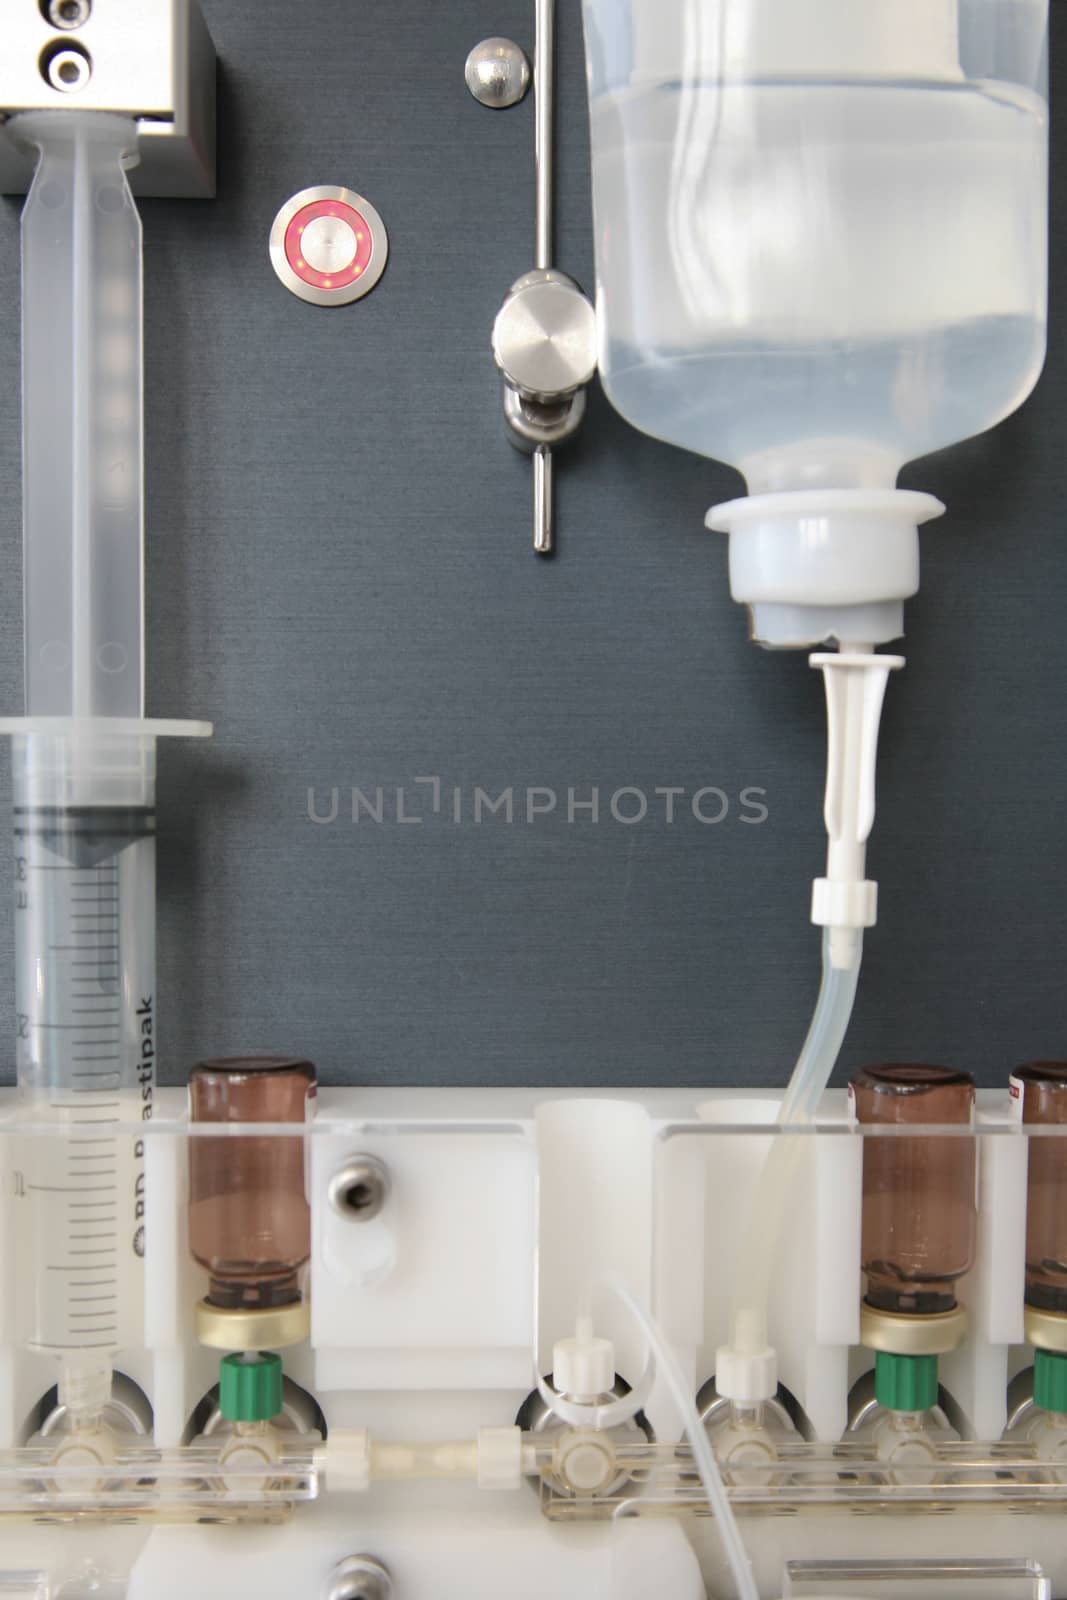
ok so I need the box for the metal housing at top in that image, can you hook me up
[0,0,216,197]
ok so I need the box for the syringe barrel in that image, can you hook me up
[15,111,143,721]
[12,729,156,1360]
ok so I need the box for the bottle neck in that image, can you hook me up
[740,440,900,498]
[207,1270,302,1311]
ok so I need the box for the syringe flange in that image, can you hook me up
[0,717,213,739]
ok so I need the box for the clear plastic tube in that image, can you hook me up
[604,1278,758,1600]
[727,930,862,1359]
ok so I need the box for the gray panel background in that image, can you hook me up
[0,2,1063,1090]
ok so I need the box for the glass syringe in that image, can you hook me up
[1,113,209,1423]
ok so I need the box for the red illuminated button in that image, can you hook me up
[270,186,388,307]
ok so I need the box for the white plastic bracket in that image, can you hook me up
[713,1340,779,1406]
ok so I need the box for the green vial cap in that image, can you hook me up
[219,1351,283,1422]
[1033,1347,1067,1414]
[875,1350,939,1414]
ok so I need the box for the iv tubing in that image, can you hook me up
[726,930,862,1363]
[720,649,895,1388]
[603,1278,759,1600]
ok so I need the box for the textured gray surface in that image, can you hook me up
[0,3,1063,1090]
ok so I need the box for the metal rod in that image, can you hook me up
[534,0,554,273]
[533,0,555,551]
[533,445,553,555]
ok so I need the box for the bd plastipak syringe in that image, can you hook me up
[1,113,210,1423]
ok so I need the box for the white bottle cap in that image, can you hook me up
[552,1318,616,1402]
[708,489,945,649]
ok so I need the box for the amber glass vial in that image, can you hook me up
[1013,1063,1067,1316]
[188,1057,316,1312]
[852,1065,977,1317]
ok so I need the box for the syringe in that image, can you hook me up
[2,113,209,1422]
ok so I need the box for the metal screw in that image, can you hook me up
[328,1156,390,1223]
[325,1556,392,1600]
[465,37,530,109]
[43,44,91,92]
[46,0,92,27]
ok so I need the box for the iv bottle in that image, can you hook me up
[582,0,1049,646]
[188,1056,316,1350]
[852,1065,976,1317]
[1011,1063,1067,1415]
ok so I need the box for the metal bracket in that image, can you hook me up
[0,0,216,198]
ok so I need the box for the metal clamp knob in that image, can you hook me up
[493,269,597,404]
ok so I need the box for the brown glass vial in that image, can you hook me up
[851,1065,977,1317]
[188,1057,316,1313]
[1013,1064,1067,1316]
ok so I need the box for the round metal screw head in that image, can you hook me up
[47,0,92,27]
[465,37,531,109]
[44,46,91,91]
[325,1556,392,1600]
[328,1155,390,1222]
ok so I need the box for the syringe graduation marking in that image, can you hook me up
[15,808,155,1352]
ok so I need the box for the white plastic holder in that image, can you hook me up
[552,1318,616,1403]
[713,1342,779,1408]
[707,489,945,648]
[809,651,903,971]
